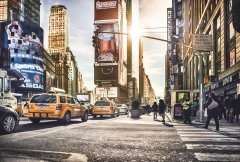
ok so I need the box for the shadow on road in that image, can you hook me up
[14,120,82,133]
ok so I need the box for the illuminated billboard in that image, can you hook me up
[95,87,118,98]
[76,94,90,102]
[2,21,44,91]
[94,63,118,85]
[94,0,118,23]
[96,24,119,63]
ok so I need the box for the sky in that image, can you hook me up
[40,0,172,98]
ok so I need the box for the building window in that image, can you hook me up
[226,0,236,68]
[214,14,221,75]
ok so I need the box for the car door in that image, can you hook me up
[73,97,82,117]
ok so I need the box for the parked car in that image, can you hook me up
[0,106,20,134]
[116,104,129,115]
[23,93,89,124]
[92,99,119,118]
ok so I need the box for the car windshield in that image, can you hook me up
[95,101,110,106]
[116,104,123,107]
[30,95,57,103]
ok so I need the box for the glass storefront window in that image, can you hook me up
[230,48,235,67]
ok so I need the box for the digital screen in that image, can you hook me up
[94,64,118,84]
[2,21,44,91]
[176,92,190,103]
[77,95,90,102]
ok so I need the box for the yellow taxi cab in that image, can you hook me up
[23,90,88,124]
[92,98,119,118]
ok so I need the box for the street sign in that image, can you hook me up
[192,34,213,51]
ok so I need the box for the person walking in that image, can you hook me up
[233,94,240,123]
[145,103,151,115]
[225,94,234,123]
[152,102,158,120]
[158,99,166,123]
[182,97,192,124]
[218,95,226,120]
[204,92,220,131]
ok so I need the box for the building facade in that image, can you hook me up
[0,0,40,25]
[48,5,69,93]
[183,0,240,97]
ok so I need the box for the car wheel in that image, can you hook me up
[62,112,71,124]
[30,118,40,124]
[0,115,17,134]
[81,112,88,122]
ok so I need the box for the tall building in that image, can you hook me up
[183,0,240,97]
[48,5,69,54]
[0,0,41,25]
[48,5,69,92]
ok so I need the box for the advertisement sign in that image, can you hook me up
[77,94,90,102]
[96,24,119,63]
[94,63,118,84]
[94,0,118,23]
[96,87,118,98]
[192,34,213,51]
[2,21,44,91]
[176,92,190,103]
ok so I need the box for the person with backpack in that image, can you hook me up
[205,92,220,131]
[158,99,166,123]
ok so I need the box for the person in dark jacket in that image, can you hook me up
[205,92,220,131]
[233,94,240,123]
[218,95,226,120]
[225,94,234,123]
[158,99,166,123]
[152,102,158,120]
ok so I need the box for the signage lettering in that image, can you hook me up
[96,1,117,9]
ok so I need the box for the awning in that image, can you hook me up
[7,69,25,87]
[7,69,25,80]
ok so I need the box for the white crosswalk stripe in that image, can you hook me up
[175,123,240,161]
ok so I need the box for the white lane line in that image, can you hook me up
[186,144,240,150]
[181,137,239,142]
[179,134,239,138]
[195,153,240,161]
[0,148,88,162]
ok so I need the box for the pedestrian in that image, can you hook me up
[218,95,226,120]
[204,92,220,131]
[225,94,234,123]
[152,102,158,120]
[233,94,240,123]
[181,97,192,124]
[145,103,151,115]
[158,99,166,123]
[191,97,199,117]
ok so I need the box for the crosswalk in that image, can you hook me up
[175,123,240,161]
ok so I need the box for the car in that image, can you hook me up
[0,106,20,134]
[23,93,89,124]
[92,99,119,118]
[116,104,129,115]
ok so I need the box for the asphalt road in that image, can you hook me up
[0,114,239,162]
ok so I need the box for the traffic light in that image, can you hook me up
[92,35,96,47]
[232,0,240,32]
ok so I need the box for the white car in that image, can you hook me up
[116,104,129,115]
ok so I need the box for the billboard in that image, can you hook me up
[95,87,118,98]
[94,63,118,84]
[94,0,118,23]
[77,94,90,102]
[96,24,119,63]
[1,21,44,91]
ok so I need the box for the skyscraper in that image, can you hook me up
[48,5,69,91]
[48,5,69,54]
[0,0,40,25]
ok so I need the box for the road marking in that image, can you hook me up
[0,148,88,162]
[195,153,240,161]
[186,144,240,150]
